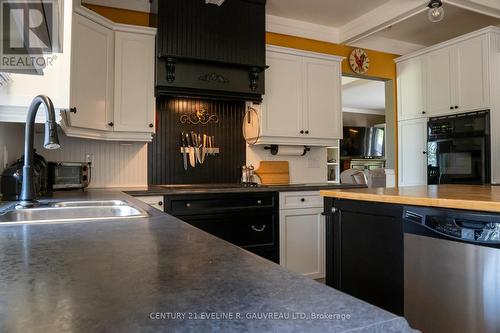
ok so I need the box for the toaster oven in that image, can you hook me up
[48,162,91,190]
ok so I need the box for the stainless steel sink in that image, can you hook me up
[0,200,149,225]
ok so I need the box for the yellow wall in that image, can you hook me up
[266,32,398,80]
[82,4,153,27]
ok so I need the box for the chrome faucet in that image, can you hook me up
[19,95,60,208]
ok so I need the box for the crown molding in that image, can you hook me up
[266,15,340,44]
[352,35,425,55]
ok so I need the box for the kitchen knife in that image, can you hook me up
[192,131,201,163]
[186,132,196,167]
[211,136,216,156]
[181,132,188,170]
[200,134,207,164]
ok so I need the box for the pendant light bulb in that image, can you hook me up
[428,0,444,23]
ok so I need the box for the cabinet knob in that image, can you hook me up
[69,107,77,114]
[149,123,154,128]
[305,130,309,134]
[158,201,163,206]
[450,106,454,110]
[331,207,337,213]
[108,122,114,127]
[185,203,191,208]
[257,200,262,205]
[300,130,304,134]
[423,151,427,155]
[454,105,459,109]
[300,198,305,202]
[422,111,426,114]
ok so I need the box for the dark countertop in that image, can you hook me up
[123,183,365,196]
[0,190,416,332]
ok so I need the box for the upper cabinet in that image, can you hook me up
[396,32,491,120]
[397,57,426,121]
[246,46,343,146]
[0,3,157,142]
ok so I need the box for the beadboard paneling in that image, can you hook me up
[34,129,148,188]
[149,97,246,184]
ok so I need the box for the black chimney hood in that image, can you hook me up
[155,0,266,102]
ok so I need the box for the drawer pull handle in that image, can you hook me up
[251,224,266,232]
[186,203,191,208]
[158,201,163,206]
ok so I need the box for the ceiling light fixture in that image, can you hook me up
[428,0,444,23]
[205,0,225,6]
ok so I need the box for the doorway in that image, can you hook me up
[338,75,396,187]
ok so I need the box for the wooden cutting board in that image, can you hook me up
[254,161,290,185]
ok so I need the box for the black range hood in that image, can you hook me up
[155,0,266,102]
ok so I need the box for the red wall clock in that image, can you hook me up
[349,48,370,74]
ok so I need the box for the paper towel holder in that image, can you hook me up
[264,145,310,156]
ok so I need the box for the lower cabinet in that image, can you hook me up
[325,198,404,315]
[279,191,325,279]
[279,208,325,279]
[164,192,279,263]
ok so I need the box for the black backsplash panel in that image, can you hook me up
[148,97,246,184]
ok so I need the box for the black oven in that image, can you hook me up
[427,111,490,185]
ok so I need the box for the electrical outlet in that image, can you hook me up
[85,154,94,164]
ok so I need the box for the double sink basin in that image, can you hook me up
[0,200,149,225]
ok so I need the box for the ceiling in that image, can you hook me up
[374,3,500,46]
[342,77,386,113]
[267,0,390,27]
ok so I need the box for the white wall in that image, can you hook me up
[0,123,25,174]
[246,145,327,183]
[32,128,148,188]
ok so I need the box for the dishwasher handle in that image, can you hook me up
[404,208,500,245]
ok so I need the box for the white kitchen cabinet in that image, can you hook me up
[398,118,428,187]
[303,57,342,140]
[246,46,343,147]
[279,191,325,279]
[262,51,303,138]
[279,207,325,279]
[426,48,454,117]
[60,7,156,141]
[114,31,155,133]
[397,57,426,121]
[69,13,114,132]
[454,35,490,112]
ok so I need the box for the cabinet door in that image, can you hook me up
[303,57,342,139]
[397,57,426,120]
[454,35,490,112]
[398,118,427,186]
[262,51,303,138]
[69,13,114,131]
[426,48,453,116]
[114,32,155,133]
[279,208,325,279]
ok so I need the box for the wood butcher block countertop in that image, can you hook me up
[320,185,500,213]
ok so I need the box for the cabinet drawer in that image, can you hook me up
[166,192,276,215]
[182,212,277,248]
[279,191,322,209]
[134,196,164,212]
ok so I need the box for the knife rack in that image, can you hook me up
[180,147,220,155]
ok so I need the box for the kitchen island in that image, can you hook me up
[321,185,500,333]
[0,190,416,332]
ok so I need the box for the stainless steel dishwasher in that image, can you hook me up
[403,206,500,333]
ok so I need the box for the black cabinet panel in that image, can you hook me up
[325,199,404,315]
[165,192,279,263]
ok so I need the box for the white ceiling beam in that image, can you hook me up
[339,0,429,44]
[266,15,340,44]
[444,0,500,18]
